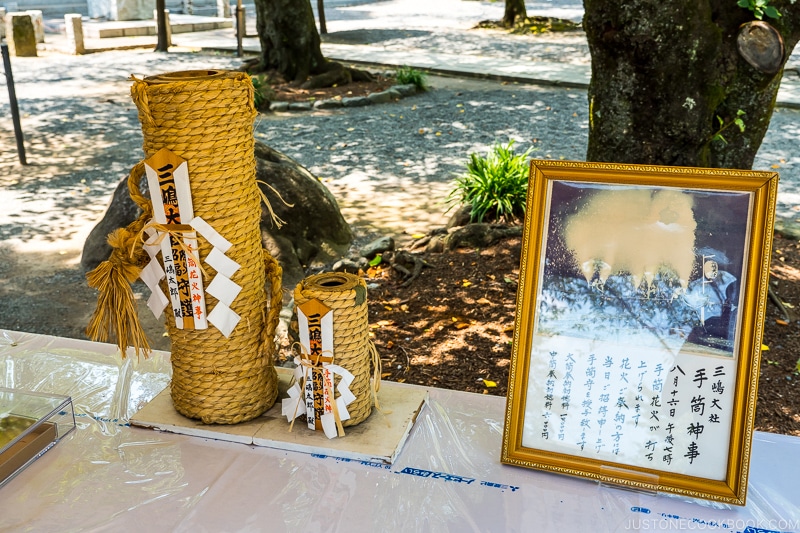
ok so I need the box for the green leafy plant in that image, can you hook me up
[447,140,534,224]
[737,0,782,20]
[711,109,746,145]
[396,66,428,91]
[251,74,275,110]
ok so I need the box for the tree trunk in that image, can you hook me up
[254,0,373,87]
[155,0,168,52]
[584,0,800,169]
[317,0,327,35]
[503,0,527,28]
[254,0,326,82]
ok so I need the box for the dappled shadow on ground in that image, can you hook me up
[752,106,800,234]
[255,76,589,243]
[0,244,169,349]
[325,26,592,65]
[322,28,433,45]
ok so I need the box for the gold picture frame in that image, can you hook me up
[501,160,779,505]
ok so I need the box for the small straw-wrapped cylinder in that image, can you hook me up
[293,272,378,426]
[131,70,279,424]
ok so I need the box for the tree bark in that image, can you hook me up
[503,0,527,27]
[254,0,372,87]
[155,0,168,53]
[254,0,326,82]
[317,0,327,35]
[584,0,800,169]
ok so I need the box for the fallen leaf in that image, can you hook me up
[346,127,355,132]
[462,280,472,287]
[400,304,409,312]
[454,322,470,329]
[772,164,781,169]
[411,233,426,239]
[483,379,497,388]
[762,344,770,351]
[776,319,789,325]
[476,297,492,305]
[386,340,395,349]
[384,305,393,311]
[381,372,392,378]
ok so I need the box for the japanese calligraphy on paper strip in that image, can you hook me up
[139,148,244,337]
[144,149,207,329]
[281,299,357,439]
[502,160,779,505]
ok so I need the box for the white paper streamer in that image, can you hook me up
[207,302,240,338]
[281,356,357,439]
[206,275,242,308]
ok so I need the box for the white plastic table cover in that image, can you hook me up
[1,329,798,533]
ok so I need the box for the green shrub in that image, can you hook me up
[251,74,275,110]
[448,141,533,224]
[396,66,428,91]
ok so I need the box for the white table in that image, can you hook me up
[1,330,798,532]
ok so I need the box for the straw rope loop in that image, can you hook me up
[293,272,380,427]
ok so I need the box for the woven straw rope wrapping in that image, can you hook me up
[131,70,279,424]
[293,273,378,427]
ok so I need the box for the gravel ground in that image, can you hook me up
[255,75,589,242]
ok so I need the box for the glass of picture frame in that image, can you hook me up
[501,160,779,505]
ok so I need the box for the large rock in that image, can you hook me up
[253,141,353,289]
[81,141,353,293]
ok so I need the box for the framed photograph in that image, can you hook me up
[501,160,779,505]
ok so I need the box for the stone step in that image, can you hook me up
[82,17,232,38]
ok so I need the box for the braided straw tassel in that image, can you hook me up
[86,162,153,357]
[88,70,281,424]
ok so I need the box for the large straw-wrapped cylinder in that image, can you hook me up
[293,272,378,426]
[130,70,279,424]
